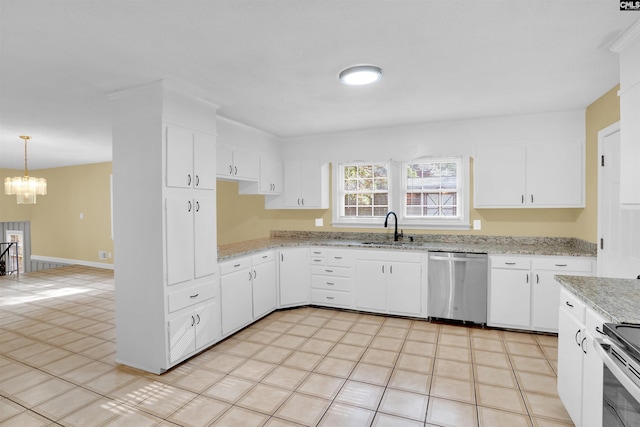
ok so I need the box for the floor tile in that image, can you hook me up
[430,376,476,404]
[167,395,230,427]
[282,350,323,371]
[33,386,101,421]
[475,383,528,413]
[522,391,573,423]
[516,371,560,395]
[275,392,331,426]
[314,356,356,378]
[378,388,428,421]
[474,365,518,388]
[388,369,431,394]
[426,396,478,427]
[262,365,309,389]
[334,380,385,410]
[204,376,256,403]
[478,405,533,427]
[237,383,291,415]
[297,373,346,400]
[372,412,424,426]
[433,358,473,381]
[349,362,392,386]
[319,402,375,426]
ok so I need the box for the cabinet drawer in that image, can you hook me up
[252,251,274,266]
[491,256,531,270]
[310,256,326,266]
[311,289,351,307]
[168,283,216,313]
[220,258,251,275]
[559,288,585,323]
[532,257,593,273]
[311,275,351,292]
[309,248,327,258]
[326,250,352,267]
[585,307,609,337]
[311,265,351,277]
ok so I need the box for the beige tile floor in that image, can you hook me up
[0,265,574,427]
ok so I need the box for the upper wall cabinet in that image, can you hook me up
[265,160,330,209]
[611,20,640,206]
[238,156,283,195]
[166,125,216,190]
[216,145,259,181]
[474,142,584,208]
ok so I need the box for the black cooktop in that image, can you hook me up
[604,323,640,362]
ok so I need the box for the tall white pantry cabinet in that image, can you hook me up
[110,81,220,374]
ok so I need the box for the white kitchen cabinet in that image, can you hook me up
[166,192,217,286]
[166,125,216,190]
[310,249,353,308]
[168,300,220,364]
[530,257,594,332]
[251,251,277,319]
[111,81,220,374]
[219,257,254,336]
[265,160,330,209]
[557,290,585,426]
[278,248,310,307]
[557,288,608,427]
[354,250,422,316]
[238,156,283,195]
[611,21,640,206]
[474,142,584,208]
[216,144,260,181]
[488,255,595,332]
[488,257,531,329]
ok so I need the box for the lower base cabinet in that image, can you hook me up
[168,300,221,364]
[279,248,310,307]
[354,250,422,316]
[220,258,253,336]
[557,288,607,427]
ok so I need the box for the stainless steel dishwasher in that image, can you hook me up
[427,252,488,324]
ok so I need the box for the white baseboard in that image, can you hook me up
[30,255,114,270]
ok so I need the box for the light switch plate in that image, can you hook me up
[473,220,481,230]
[315,218,323,227]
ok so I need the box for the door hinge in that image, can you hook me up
[600,238,604,250]
[601,155,605,167]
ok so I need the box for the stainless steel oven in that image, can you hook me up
[594,324,640,426]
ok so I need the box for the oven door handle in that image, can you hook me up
[594,337,640,403]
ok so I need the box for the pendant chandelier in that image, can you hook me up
[4,136,47,204]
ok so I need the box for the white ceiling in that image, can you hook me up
[0,1,637,170]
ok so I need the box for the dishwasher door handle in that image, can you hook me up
[429,255,485,262]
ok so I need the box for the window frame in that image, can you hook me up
[332,161,392,227]
[332,157,470,230]
[399,156,469,230]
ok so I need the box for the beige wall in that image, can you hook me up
[0,162,114,265]
[217,86,621,245]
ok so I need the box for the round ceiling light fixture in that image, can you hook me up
[339,65,383,86]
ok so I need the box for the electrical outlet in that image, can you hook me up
[98,251,108,260]
[315,218,323,227]
[473,220,481,230]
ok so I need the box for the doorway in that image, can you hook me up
[4,230,24,274]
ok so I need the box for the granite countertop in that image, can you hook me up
[218,231,597,260]
[556,275,640,324]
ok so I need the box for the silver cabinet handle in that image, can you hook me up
[190,293,199,299]
[555,264,568,267]
[326,282,334,286]
[187,174,192,186]
[326,296,334,300]
[531,194,534,203]
[195,175,200,187]
[195,201,200,212]
[187,201,192,212]
[196,314,201,325]
[234,166,238,175]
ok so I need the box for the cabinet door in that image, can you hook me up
[193,132,216,190]
[387,261,421,316]
[220,268,253,336]
[233,150,260,181]
[582,309,606,427]
[526,142,583,207]
[557,307,584,426]
[260,157,283,194]
[488,269,530,328]
[354,259,386,312]
[619,86,640,205]
[168,311,196,363]
[299,160,322,207]
[216,145,234,177]
[283,161,302,207]
[193,193,217,279]
[166,125,194,189]
[166,196,195,285]
[195,301,221,350]
[531,271,561,332]
[253,260,277,318]
[279,248,310,306]
[474,145,526,207]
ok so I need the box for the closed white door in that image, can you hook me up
[598,124,640,278]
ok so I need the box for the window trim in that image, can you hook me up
[399,156,470,230]
[332,161,392,227]
[332,157,470,230]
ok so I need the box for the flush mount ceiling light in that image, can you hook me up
[339,65,383,86]
[4,136,47,204]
